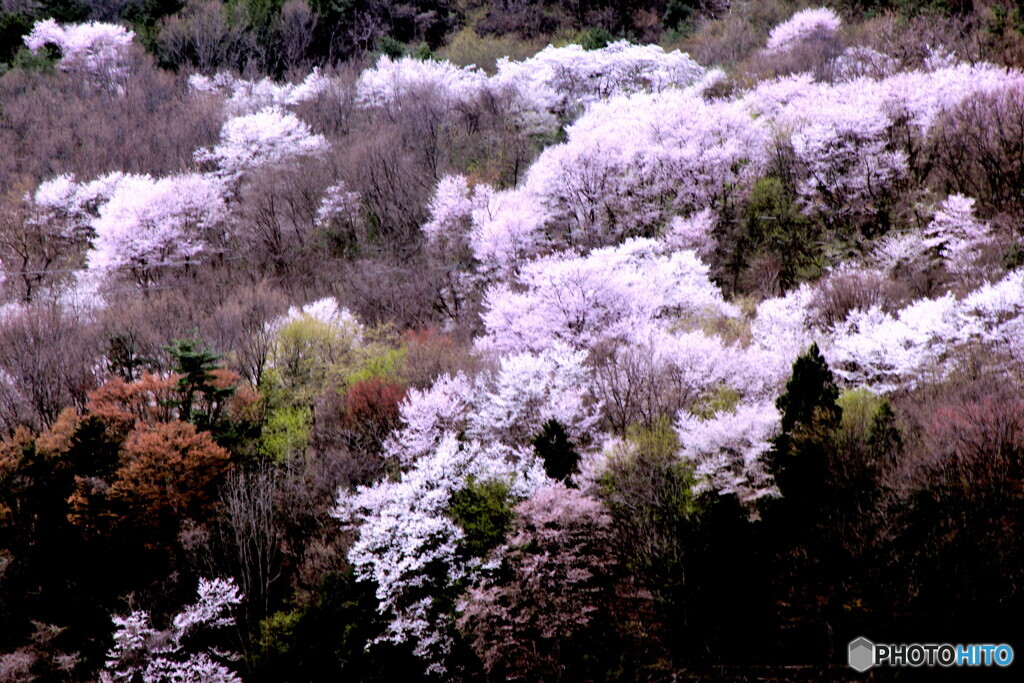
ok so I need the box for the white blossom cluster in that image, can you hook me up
[101,578,241,683]
[24,19,134,80]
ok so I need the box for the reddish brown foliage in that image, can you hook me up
[85,372,179,436]
[339,377,408,447]
[69,420,231,536]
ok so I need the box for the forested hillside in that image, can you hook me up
[1,1,1023,681]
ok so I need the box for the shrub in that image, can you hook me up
[447,477,514,559]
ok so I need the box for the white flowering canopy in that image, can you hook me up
[86,173,227,276]
[195,107,329,183]
[24,19,134,79]
[764,7,842,54]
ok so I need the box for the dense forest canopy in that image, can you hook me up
[1,1,1024,680]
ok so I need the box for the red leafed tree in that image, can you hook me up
[110,421,231,526]
[338,377,408,452]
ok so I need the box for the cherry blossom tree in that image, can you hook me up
[101,578,242,683]
[493,40,706,120]
[765,8,842,55]
[457,483,618,681]
[24,19,134,81]
[923,194,993,276]
[335,433,546,676]
[195,108,328,184]
[85,173,228,286]
[468,343,600,447]
[523,89,769,245]
[478,238,738,357]
[677,401,781,505]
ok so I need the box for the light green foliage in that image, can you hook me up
[7,46,56,73]
[260,404,310,461]
[745,175,820,289]
[579,26,613,50]
[625,415,682,461]
[258,609,302,658]
[343,346,407,389]
[269,314,407,407]
[439,26,542,72]
[837,387,884,442]
[690,384,742,419]
[273,315,361,403]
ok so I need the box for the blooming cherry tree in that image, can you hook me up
[765,8,842,55]
[478,238,737,356]
[24,19,134,80]
[677,401,781,505]
[196,108,328,184]
[101,578,242,683]
[86,173,227,284]
[336,433,546,675]
[924,194,993,275]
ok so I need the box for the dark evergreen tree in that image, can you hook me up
[164,337,235,434]
[531,418,580,484]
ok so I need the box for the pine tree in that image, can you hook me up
[772,343,840,498]
[163,338,235,433]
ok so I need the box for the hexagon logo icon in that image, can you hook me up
[849,637,875,672]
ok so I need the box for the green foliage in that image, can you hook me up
[343,346,406,388]
[448,478,515,559]
[258,609,302,658]
[6,47,57,74]
[776,343,841,437]
[866,399,903,463]
[230,0,284,33]
[410,43,435,60]
[771,343,842,505]
[259,405,310,461]
[271,314,361,404]
[598,417,697,579]
[164,337,235,431]
[121,0,186,28]
[257,570,421,682]
[744,176,819,289]
[438,26,541,72]
[836,387,884,441]
[663,0,698,33]
[376,34,408,59]
[0,12,33,66]
[531,418,580,483]
[579,25,613,50]
[624,415,681,461]
[690,384,742,419]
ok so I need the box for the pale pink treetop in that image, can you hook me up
[86,173,227,275]
[24,19,134,78]
[195,108,328,183]
[765,8,842,55]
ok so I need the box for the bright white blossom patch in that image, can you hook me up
[86,174,227,277]
[677,401,781,504]
[196,108,328,183]
[101,578,242,683]
[765,8,842,55]
[24,19,134,79]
